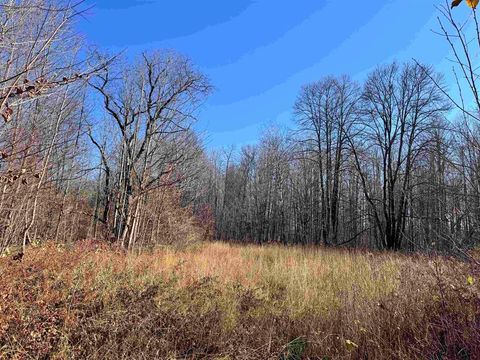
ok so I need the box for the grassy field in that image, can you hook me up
[0,241,479,359]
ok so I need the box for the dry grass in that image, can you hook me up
[0,241,479,359]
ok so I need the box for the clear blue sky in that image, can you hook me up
[79,0,461,149]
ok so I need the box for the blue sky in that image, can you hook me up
[79,0,463,149]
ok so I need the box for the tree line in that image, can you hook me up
[196,1,480,252]
[1,0,479,253]
[204,60,480,251]
[0,0,212,253]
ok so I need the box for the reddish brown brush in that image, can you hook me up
[0,241,479,359]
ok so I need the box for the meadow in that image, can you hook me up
[0,241,479,359]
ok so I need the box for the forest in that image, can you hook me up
[0,0,479,255]
[0,0,480,359]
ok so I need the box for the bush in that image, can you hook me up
[0,242,479,359]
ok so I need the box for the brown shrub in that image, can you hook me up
[0,242,479,359]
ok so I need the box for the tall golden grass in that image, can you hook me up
[0,241,479,359]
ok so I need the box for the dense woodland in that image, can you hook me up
[207,67,463,251]
[200,3,480,252]
[1,0,480,254]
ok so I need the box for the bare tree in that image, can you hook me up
[0,0,109,253]
[349,62,450,250]
[293,76,360,245]
[89,51,211,249]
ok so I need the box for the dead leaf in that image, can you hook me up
[1,105,13,123]
[452,0,463,7]
[467,0,479,8]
